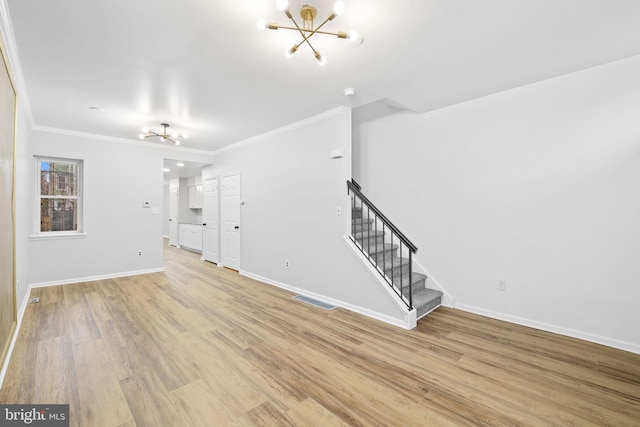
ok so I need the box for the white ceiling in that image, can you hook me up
[4,0,640,152]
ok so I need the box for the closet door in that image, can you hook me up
[0,44,17,367]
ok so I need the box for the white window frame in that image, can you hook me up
[31,156,85,239]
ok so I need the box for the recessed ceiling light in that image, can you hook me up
[176,162,185,167]
[163,168,170,172]
[344,87,355,96]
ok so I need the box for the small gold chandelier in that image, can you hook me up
[257,0,358,65]
[138,123,188,146]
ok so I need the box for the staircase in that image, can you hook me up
[348,181,442,320]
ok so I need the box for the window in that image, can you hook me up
[36,157,83,234]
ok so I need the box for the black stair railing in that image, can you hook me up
[347,179,418,310]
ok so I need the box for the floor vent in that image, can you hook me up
[28,297,40,304]
[293,295,336,310]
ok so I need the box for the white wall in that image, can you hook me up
[208,107,407,324]
[354,55,640,353]
[27,131,165,285]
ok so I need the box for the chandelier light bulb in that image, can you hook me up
[285,45,298,58]
[276,0,288,11]
[333,1,345,15]
[348,30,358,41]
[315,52,327,66]
[256,18,267,30]
[138,133,145,139]
[175,140,181,146]
[183,133,188,139]
[141,127,148,133]
[160,136,166,142]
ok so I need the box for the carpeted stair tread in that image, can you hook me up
[362,243,398,255]
[392,272,427,289]
[380,257,410,272]
[352,217,374,225]
[353,229,385,239]
[413,288,443,318]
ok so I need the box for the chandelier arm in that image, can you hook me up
[292,12,341,52]
[285,12,320,56]
[278,26,343,37]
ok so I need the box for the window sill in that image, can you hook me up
[29,232,87,241]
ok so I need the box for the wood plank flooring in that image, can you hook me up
[1,243,639,426]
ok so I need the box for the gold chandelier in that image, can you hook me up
[257,0,358,65]
[138,123,188,146]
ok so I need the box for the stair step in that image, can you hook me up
[352,217,374,225]
[381,257,411,278]
[392,272,428,297]
[413,288,443,318]
[353,230,386,245]
[352,206,363,218]
[352,222,373,232]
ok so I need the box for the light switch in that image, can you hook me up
[143,201,151,208]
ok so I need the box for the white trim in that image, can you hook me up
[213,106,348,155]
[343,236,417,328]
[456,303,640,355]
[33,156,84,235]
[29,268,164,289]
[0,285,30,389]
[29,232,87,240]
[240,270,415,330]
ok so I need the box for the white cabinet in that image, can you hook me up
[179,223,203,251]
[188,185,202,209]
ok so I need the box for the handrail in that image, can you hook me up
[347,180,418,253]
[347,180,417,310]
[350,178,362,191]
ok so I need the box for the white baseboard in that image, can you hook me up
[30,268,165,288]
[240,270,415,330]
[0,288,31,389]
[456,303,640,355]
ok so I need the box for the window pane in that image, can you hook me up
[40,161,78,197]
[40,198,78,232]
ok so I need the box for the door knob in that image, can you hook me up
[234,226,239,229]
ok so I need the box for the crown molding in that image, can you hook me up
[212,106,349,155]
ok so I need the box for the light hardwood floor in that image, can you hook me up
[1,243,640,426]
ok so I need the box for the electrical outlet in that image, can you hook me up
[497,280,507,291]
[138,250,143,257]
[285,260,290,268]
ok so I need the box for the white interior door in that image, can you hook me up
[169,179,179,246]
[222,174,240,270]
[203,177,219,263]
